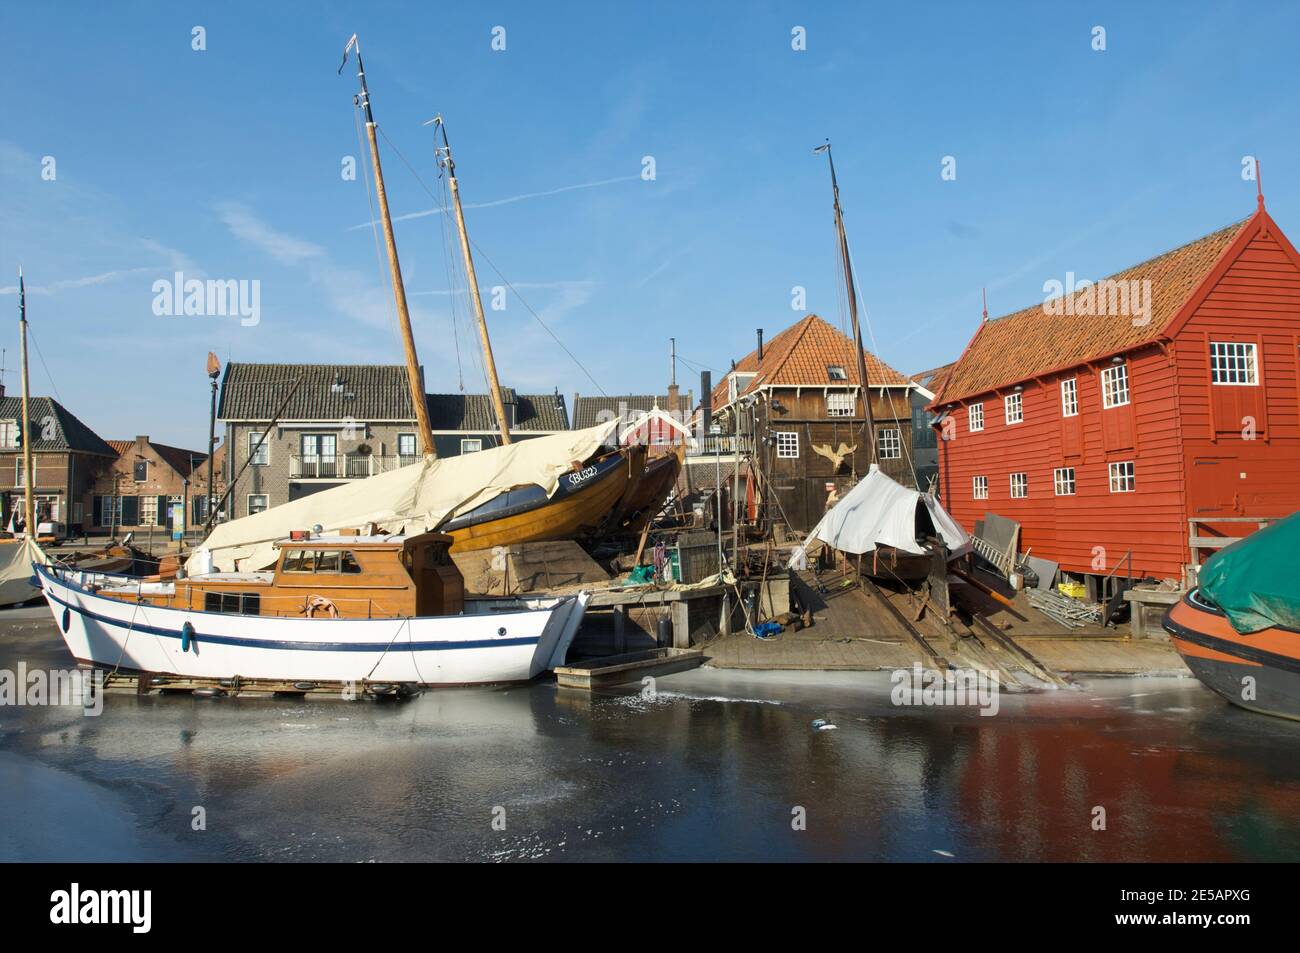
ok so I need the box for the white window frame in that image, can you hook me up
[1101,364,1130,409]
[396,432,418,461]
[973,475,988,500]
[826,392,854,417]
[1053,467,1076,496]
[140,495,159,526]
[1108,461,1135,493]
[460,438,483,454]
[968,403,984,432]
[775,431,799,458]
[1004,392,1023,425]
[247,494,269,515]
[0,420,16,450]
[827,364,848,382]
[1209,341,1258,386]
[247,430,270,466]
[876,427,902,460]
[1060,378,1078,417]
[1010,472,1028,498]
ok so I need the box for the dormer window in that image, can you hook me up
[827,365,847,381]
[330,373,345,395]
[727,371,757,402]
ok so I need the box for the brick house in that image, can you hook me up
[89,436,222,536]
[0,393,117,534]
[705,314,918,533]
[931,200,1300,584]
[572,388,694,447]
[218,363,568,519]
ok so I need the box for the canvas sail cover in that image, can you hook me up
[188,421,619,574]
[1199,510,1300,634]
[788,466,970,568]
[0,537,49,606]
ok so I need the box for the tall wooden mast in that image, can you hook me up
[17,267,35,533]
[815,141,877,466]
[429,116,512,445]
[341,35,437,458]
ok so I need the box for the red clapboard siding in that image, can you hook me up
[937,207,1300,580]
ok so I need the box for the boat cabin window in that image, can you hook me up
[204,591,261,615]
[281,549,363,574]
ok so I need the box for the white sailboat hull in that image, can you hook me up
[35,564,588,686]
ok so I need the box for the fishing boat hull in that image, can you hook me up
[35,563,588,686]
[619,452,681,535]
[1163,589,1300,720]
[443,449,636,551]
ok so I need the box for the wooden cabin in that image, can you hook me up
[98,531,464,619]
[931,199,1300,585]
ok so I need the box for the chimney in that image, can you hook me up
[699,371,712,437]
[757,328,764,363]
[667,382,679,413]
[0,382,5,400]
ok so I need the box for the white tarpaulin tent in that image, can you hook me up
[0,537,49,607]
[188,421,619,574]
[788,466,970,568]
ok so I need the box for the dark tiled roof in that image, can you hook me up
[218,363,422,421]
[426,391,569,432]
[935,216,1252,404]
[572,395,691,429]
[0,396,116,456]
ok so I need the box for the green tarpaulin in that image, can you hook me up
[1199,511,1300,634]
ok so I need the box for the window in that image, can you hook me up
[132,460,148,482]
[300,434,337,477]
[877,427,902,459]
[973,475,988,500]
[727,372,757,402]
[247,431,270,466]
[827,365,848,381]
[1010,472,1028,498]
[1108,461,1135,493]
[968,403,984,432]
[280,549,362,574]
[140,495,158,526]
[15,461,25,487]
[1209,341,1258,385]
[397,433,418,463]
[203,591,261,615]
[0,420,16,449]
[1061,378,1078,417]
[1053,467,1076,496]
[95,496,122,526]
[247,494,269,515]
[1004,392,1023,424]
[1101,364,1130,408]
[460,438,483,454]
[826,392,854,417]
[775,431,799,458]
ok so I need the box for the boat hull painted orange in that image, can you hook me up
[447,450,636,552]
[1163,591,1300,721]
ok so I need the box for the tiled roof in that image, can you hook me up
[0,396,116,456]
[218,363,422,421]
[572,394,692,429]
[426,391,569,432]
[106,438,208,475]
[935,216,1252,405]
[711,313,911,409]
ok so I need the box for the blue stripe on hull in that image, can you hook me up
[38,569,541,654]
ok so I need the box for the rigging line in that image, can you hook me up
[434,159,466,391]
[841,230,920,487]
[25,325,63,404]
[354,105,400,353]
[375,126,608,398]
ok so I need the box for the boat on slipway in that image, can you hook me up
[36,529,588,688]
[1163,511,1300,720]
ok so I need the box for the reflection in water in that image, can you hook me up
[3,656,1300,861]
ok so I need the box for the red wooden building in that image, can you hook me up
[931,197,1300,584]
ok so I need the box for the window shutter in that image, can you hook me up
[121,495,139,526]
[159,495,170,528]
[93,495,103,527]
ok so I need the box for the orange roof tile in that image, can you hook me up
[935,216,1252,405]
[712,313,910,408]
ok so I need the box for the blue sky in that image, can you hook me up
[2,1,1298,447]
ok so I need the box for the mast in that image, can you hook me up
[815,142,877,466]
[429,116,512,445]
[341,35,437,458]
[206,351,220,529]
[17,268,35,534]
